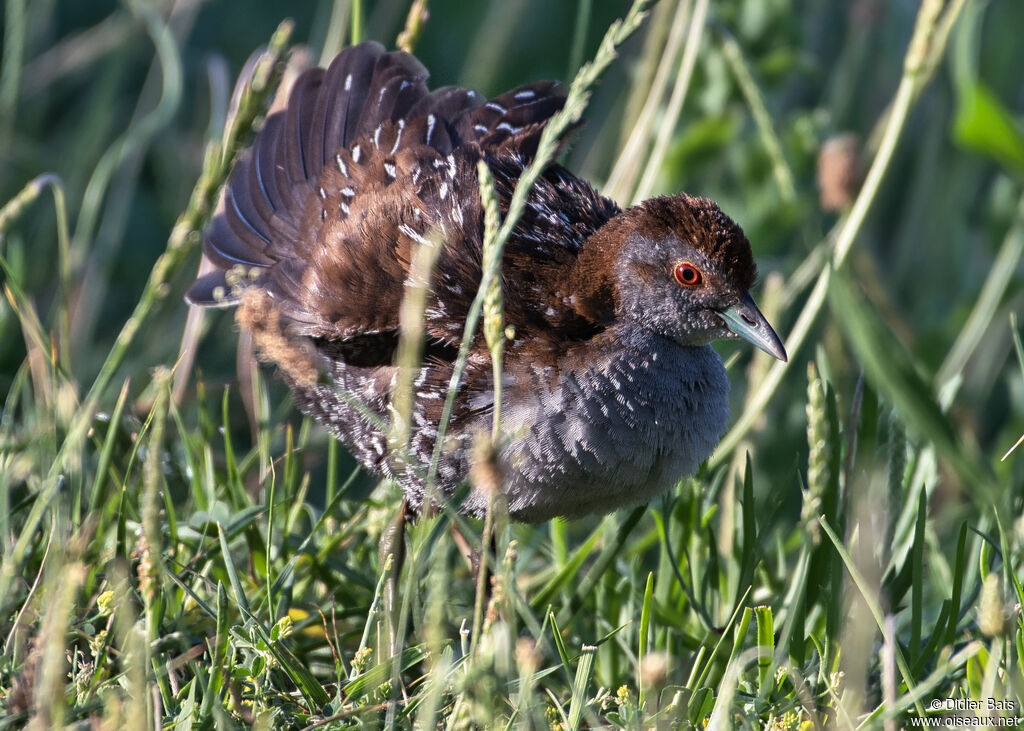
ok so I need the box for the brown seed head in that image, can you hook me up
[817,134,862,212]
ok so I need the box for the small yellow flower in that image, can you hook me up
[90,629,108,658]
[616,685,631,704]
[272,615,293,640]
[97,590,116,617]
[352,646,373,674]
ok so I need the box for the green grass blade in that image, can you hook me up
[199,582,230,719]
[754,605,774,697]
[637,571,654,702]
[910,492,927,662]
[567,644,596,731]
[217,521,251,615]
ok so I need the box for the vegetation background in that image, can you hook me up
[1,0,1022,727]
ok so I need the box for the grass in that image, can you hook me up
[2,0,1024,728]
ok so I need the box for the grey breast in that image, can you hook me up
[496,333,729,522]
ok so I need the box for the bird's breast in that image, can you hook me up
[492,334,729,522]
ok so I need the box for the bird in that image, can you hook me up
[187,41,787,523]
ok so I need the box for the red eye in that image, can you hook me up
[674,262,702,287]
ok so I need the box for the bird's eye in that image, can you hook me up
[673,262,702,287]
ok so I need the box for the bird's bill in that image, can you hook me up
[717,292,788,361]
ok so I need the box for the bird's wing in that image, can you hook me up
[188,42,586,352]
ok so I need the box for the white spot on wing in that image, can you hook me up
[514,89,535,100]
[398,224,431,246]
[391,119,405,154]
[425,114,436,145]
[344,74,352,91]
[335,154,347,176]
[352,145,361,162]
[384,162,397,179]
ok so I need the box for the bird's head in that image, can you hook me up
[576,194,787,360]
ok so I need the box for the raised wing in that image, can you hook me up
[188,42,613,362]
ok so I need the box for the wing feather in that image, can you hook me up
[189,42,599,351]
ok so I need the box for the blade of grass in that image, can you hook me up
[217,522,251,616]
[936,193,1024,388]
[558,505,647,624]
[942,520,966,638]
[718,28,796,202]
[735,454,757,613]
[343,644,429,700]
[530,521,603,611]
[637,571,654,700]
[567,644,597,731]
[909,493,927,663]
[548,610,573,687]
[88,378,131,515]
[199,582,231,719]
[755,606,774,697]
[69,0,182,286]
[605,0,692,202]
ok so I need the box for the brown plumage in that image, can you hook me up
[188,42,785,522]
